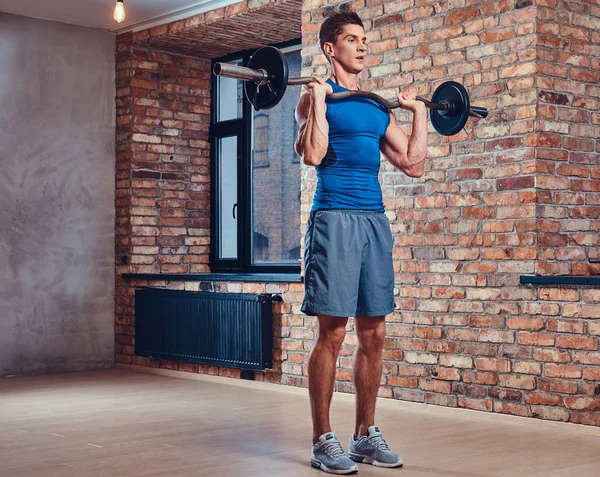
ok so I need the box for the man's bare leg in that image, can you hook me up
[308,314,348,443]
[353,316,385,438]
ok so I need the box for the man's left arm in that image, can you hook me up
[380,94,428,178]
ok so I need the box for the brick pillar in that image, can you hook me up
[534,0,600,276]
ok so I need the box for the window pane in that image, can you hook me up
[217,61,243,122]
[251,48,302,265]
[219,136,238,259]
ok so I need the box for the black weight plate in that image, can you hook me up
[244,46,289,111]
[429,81,470,136]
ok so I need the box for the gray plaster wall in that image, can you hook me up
[0,14,115,376]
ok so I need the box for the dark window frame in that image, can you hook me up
[210,39,302,274]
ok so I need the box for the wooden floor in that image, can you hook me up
[1,367,599,477]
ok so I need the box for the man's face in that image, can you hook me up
[325,23,367,74]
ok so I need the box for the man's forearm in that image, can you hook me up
[302,92,329,166]
[406,106,428,165]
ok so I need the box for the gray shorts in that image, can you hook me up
[301,209,395,317]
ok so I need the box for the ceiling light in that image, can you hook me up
[113,0,125,23]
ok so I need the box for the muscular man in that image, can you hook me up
[295,10,428,475]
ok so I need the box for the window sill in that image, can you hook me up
[520,275,600,287]
[121,273,303,283]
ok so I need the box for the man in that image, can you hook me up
[294,10,428,475]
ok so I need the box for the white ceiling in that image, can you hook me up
[0,0,240,33]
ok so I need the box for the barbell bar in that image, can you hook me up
[213,46,489,136]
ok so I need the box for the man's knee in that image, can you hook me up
[356,318,386,353]
[317,315,348,351]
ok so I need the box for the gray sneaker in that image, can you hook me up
[348,426,404,468]
[311,431,359,474]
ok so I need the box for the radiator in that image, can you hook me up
[134,288,276,370]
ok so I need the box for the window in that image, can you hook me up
[210,41,302,273]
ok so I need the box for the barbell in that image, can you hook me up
[213,46,488,136]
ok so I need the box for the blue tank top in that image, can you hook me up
[312,78,390,212]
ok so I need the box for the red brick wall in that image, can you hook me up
[115,0,600,427]
[114,0,304,383]
[299,0,600,426]
[116,34,212,277]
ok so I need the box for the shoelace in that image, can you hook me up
[368,434,390,451]
[321,440,346,459]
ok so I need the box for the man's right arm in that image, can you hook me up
[294,80,331,166]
